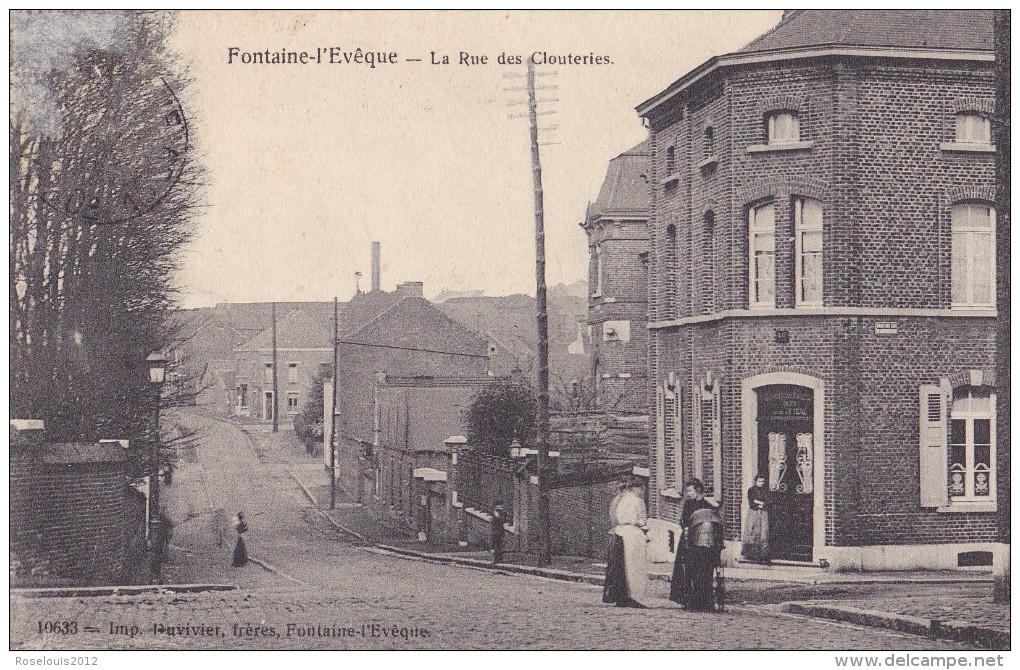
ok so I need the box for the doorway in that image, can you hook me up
[756,385,814,562]
[263,391,274,422]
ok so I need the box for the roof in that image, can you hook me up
[213,302,336,333]
[585,141,651,224]
[637,10,994,117]
[337,290,406,340]
[739,10,993,55]
[235,308,332,351]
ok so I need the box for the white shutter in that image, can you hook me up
[919,384,949,507]
[655,384,666,494]
[672,383,683,490]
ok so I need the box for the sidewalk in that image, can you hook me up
[265,427,1009,648]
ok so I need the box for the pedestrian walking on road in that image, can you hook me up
[231,511,248,567]
[490,504,506,564]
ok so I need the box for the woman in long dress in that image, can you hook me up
[602,481,628,604]
[231,511,248,567]
[612,477,650,608]
[669,478,716,605]
[741,474,770,564]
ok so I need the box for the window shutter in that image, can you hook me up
[655,384,666,494]
[919,384,949,507]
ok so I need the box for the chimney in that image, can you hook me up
[395,281,424,298]
[371,241,381,292]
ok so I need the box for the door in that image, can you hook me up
[757,385,814,562]
[263,391,274,421]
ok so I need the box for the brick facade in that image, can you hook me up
[582,142,651,413]
[638,11,998,570]
[10,429,147,585]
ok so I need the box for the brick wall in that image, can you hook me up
[643,53,997,554]
[548,478,618,558]
[11,437,143,585]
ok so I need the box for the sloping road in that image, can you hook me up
[10,410,976,651]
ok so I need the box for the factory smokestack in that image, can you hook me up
[371,241,381,292]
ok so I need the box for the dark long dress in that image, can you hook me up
[602,533,627,604]
[669,497,715,604]
[232,536,248,567]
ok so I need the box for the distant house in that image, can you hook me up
[581,141,651,413]
[436,287,589,396]
[233,308,333,422]
[328,284,490,501]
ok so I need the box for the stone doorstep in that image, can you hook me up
[781,602,1010,650]
[11,584,238,599]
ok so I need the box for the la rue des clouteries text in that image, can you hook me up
[227,47,612,67]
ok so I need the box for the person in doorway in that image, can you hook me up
[741,474,771,564]
[669,478,717,605]
[490,504,506,564]
[231,511,248,567]
[602,480,628,604]
[612,477,651,608]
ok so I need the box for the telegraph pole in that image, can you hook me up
[329,296,339,510]
[527,58,552,567]
[271,302,279,433]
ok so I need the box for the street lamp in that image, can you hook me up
[146,353,167,547]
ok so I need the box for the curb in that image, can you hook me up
[781,602,1010,650]
[12,584,238,598]
[374,544,605,586]
[285,468,369,544]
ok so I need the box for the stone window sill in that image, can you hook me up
[936,501,996,513]
[659,172,681,185]
[697,155,719,170]
[746,141,814,154]
[660,488,683,500]
[940,142,996,154]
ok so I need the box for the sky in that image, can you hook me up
[168,10,782,307]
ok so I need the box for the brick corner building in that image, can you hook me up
[581,141,651,414]
[636,10,999,570]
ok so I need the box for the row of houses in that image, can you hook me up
[582,9,1004,571]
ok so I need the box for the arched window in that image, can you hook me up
[951,202,995,308]
[955,112,991,145]
[704,126,715,156]
[748,203,776,308]
[665,145,676,175]
[704,211,716,312]
[794,197,823,306]
[949,386,995,502]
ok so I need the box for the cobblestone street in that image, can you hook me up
[9,412,980,651]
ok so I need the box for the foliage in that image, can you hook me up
[465,378,537,459]
[294,367,329,452]
[10,11,202,452]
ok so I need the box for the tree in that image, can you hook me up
[465,378,537,459]
[294,367,330,454]
[10,11,201,457]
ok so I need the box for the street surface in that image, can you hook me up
[10,411,977,650]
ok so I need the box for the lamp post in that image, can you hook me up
[146,352,167,540]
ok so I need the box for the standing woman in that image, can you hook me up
[231,511,248,567]
[669,478,716,605]
[612,477,650,608]
[602,480,628,604]
[741,474,771,564]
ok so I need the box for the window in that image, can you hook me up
[287,392,299,414]
[955,113,991,145]
[665,145,676,175]
[948,387,995,502]
[748,203,776,308]
[264,362,273,382]
[239,384,248,408]
[593,245,604,296]
[767,111,800,144]
[951,203,995,308]
[704,127,714,155]
[287,362,298,383]
[794,198,823,306]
